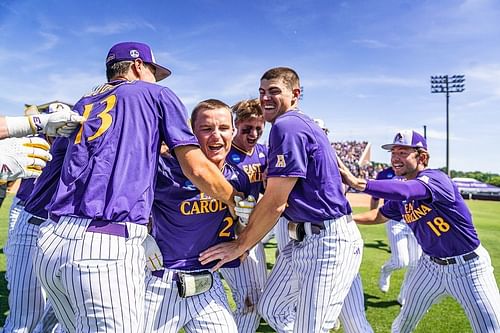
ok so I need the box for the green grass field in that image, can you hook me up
[0,194,498,332]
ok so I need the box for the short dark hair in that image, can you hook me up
[232,98,263,123]
[191,99,232,129]
[261,67,300,90]
[106,61,133,81]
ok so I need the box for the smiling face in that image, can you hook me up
[259,78,299,123]
[192,107,234,169]
[233,116,265,152]
[390,146,426,179]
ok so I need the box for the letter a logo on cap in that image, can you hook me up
[394,133,404,144]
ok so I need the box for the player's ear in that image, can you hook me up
[130,59,142,77]
[291,88,301,106]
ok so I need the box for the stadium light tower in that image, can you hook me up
[430,74,465,176]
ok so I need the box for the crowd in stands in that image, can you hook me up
[332,140,387,181]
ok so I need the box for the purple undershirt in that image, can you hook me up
[363,179,431,201]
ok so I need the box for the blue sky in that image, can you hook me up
[1,0,499,173]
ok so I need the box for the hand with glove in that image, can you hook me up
[0,137,52,182]
[142,234,163,271]
[234,195,256,225]
[4,103,84,138]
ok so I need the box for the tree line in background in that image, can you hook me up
[441,169,500,187]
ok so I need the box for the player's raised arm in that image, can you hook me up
[175,144,239,209]
[199,176,295,271]
[0,109,84,140]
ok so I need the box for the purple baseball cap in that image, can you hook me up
[105,42,171,82]
[381,130,427,150]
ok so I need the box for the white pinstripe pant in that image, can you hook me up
[33,217,148,333]
[274,216,290,253]
[220,242,268,333]
[392,245,500,333]
[339,274,374,333]
[4,197,24,286]
[273,216,372,332]
[3,209,46,333]
[143,269,237,333]
[258,215,363,333]
[382,219,422,301]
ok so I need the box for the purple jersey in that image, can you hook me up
[226,143,267,198]
[48,80,198,225]
[15,178,36,202]
[153,155,251,271]
[24,137,68,219]
[266,110,351,222]
[380,169,480,258]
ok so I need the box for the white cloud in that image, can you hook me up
[83,21,156,35]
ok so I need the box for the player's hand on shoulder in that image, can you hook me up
[142,234,163,271]
[38,103,85,137]
[234,195,256,225]
[0,137,52,181]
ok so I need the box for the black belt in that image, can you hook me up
[17,200,26,206]
[27,216,46,226]
[308,222,325,235]
[430,252,478,265]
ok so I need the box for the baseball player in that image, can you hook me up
[340,129,500,333]
[200,67,363,332]
[271,118,373,333]
[220,98,268,333]
[32,41,239,332]
[3,136,68,333]
[144,99,250,332]
[371,166,422,306]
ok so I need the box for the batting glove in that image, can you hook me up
[42,104,85,137]
[5,104,84,138]
[143,234,163,271]
[234,195,256,225]
[0,137,52,182]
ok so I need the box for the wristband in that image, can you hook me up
[5,116,34,138]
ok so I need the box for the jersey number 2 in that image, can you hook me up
[219,216,234,237]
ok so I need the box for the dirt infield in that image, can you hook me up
[346,192,371,208]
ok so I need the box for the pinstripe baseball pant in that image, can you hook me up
[339,274,374,333]
[392,244,500,333]
[3,209,46,332]
[381,219,422,301]
[32,302,60,333]
[143,269,237,333]
[258,215,363,333]
[4,197,23,286]
[274,216,290,253]
[33,216,148,333]
[220,242,268,333]
[274,217,373,332]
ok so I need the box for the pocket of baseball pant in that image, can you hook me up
[36,221,57,250]
[76,232,127,261]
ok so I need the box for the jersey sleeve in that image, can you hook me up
[157,87,199,150]
[267,119,309,178]
[379,200,403,221]
[415,170,455,204]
